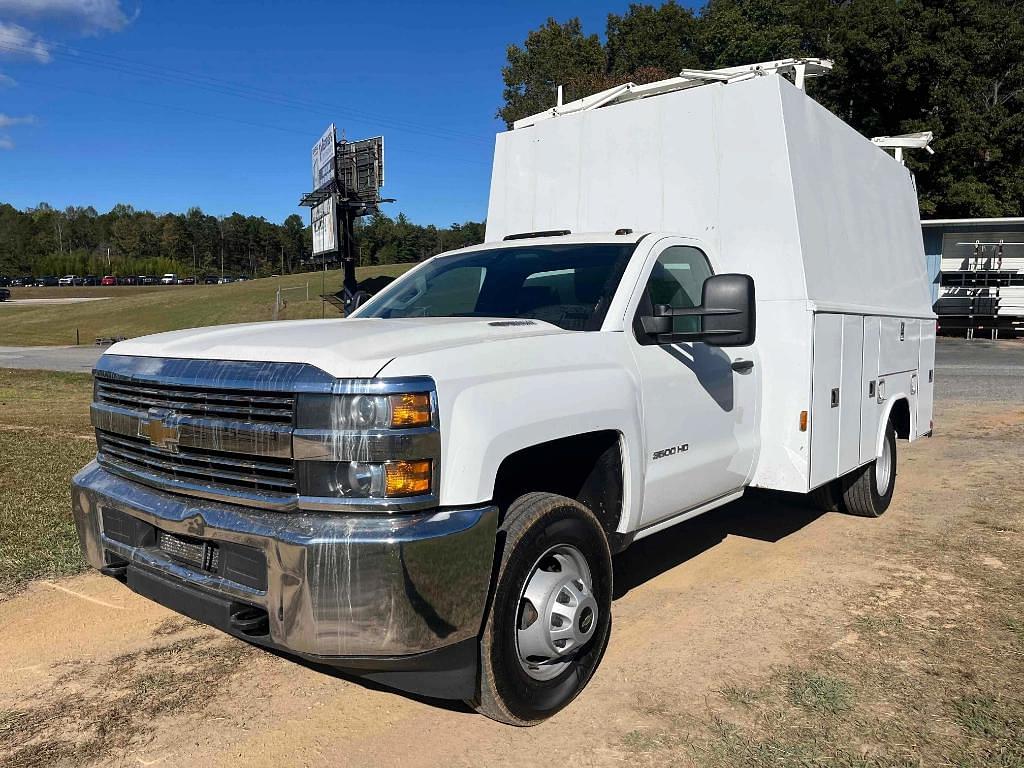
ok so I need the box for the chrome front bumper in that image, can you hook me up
[72,462,498,660]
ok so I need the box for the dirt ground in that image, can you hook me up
[3,392,1023,766]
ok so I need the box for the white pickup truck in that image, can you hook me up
[72,60,935,725]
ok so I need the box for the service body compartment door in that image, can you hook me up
[860,316,883,463]
[838,315,864,475]
[917,319,936,437]
[879,317,920,375]
[809,314,842,488]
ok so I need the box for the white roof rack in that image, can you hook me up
[871,132,935,165]
[513,57,833,129]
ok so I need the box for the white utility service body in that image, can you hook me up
[487,71,935,500]
[71,62,935,725]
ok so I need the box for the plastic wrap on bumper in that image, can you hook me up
[71,461,498,658]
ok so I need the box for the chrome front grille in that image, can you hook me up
[90,358,325,509]
[97,430,297,496]
[89,356,440,513]
[95,374,295,425]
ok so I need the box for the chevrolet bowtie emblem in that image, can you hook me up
[139,409,181,452]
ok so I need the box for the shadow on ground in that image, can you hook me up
[612,490,825,598]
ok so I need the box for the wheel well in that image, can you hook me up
[492,431,624,537]
[889,397,911,439]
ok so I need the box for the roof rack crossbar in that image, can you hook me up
[513,58,834,129]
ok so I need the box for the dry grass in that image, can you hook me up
[617,401,1024,767]
[0,634,256,768]
[0,369,94,598]
[0,264,412,345]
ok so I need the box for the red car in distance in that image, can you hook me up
[101,276,117,286]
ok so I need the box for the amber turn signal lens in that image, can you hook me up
[385,460,432,497]
[389,393,432,428]
[799,410,808,432]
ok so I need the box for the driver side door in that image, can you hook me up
[626,238,760,528]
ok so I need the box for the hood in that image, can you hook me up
[106,317,569,378]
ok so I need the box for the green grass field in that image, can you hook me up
[0,369,95,598]
[0,264,413,346]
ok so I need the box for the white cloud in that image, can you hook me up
[0,21,51,62]
[0,0,136,34]
[0,135,14,150]
[0,112,35,126]
[0,72,15,86]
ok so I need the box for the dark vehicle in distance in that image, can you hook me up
[203,276,219,285]
[139,276,156,285]
[0,276,9,287]
[0,287,10,301]
[83,275,100,287]
[36,276,59,287]
[11,276,31,287]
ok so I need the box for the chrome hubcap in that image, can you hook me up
[875,435,893,490]
[515,544,598,681]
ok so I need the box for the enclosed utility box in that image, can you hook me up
[487,72,936,493]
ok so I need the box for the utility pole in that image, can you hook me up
[280,245,285,276]
[192,243,197,281]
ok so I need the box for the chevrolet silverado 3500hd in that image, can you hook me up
[72,60,935,725]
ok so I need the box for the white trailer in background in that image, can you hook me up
[72,59,936,726]
[488,59,936,497]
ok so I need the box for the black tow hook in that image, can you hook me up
[230,606,269,636]
[100,563,129,579]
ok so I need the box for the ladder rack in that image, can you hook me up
[513,58,834,129]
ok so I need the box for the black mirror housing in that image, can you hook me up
[640,273,755,347]
[701,273,755,347]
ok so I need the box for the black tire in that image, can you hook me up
[840,420,897,517]
[471,492,612,725]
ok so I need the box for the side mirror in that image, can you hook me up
[641,273,755,347]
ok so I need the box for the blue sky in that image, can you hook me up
[0,1,656,227]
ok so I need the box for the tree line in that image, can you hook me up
[0,202,485,278]
[500,0,1024,217]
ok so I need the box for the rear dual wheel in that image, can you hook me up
[470,492,612,726]
[810,420,897,518]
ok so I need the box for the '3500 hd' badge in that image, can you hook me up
[652,443,689,461]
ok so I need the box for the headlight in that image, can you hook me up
[294,386,438,506]
[297,459,432,499]
[296,393,433,430]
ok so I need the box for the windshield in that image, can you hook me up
[358,243,636,331]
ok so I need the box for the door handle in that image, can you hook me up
[731,359,754,373]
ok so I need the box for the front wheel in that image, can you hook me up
[470,492,612,725]
[840,420,897,517]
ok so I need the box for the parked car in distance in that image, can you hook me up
[118,276,137,286]
[161,273,178,285]
[217,276,234,284]
[0,287,10,301]
[36,276,59,287]
[101,276,117,286]
[139,275,155,285]
[58,275,78,287]
[0,276,9,287]
[203,276,219,285]
[83,275,100,287]
[11,276,31,287]
[180,277,196,285]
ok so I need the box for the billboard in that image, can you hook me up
[311,195,337,255]
[337,136,384,200]
[312,123,337,191]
